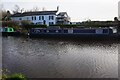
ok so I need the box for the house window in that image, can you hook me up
[39,16,41,20]
[27,17,29,20]
[19,18,22,20]
[5,28,7,32]
[51,16,54,20]
[49,22,54,25]
[42,16,44,20]
[32,16,34,20]
[49,16,50,20]
[32,16,36,20]
[34,16,36,20]
[49,16,54,20]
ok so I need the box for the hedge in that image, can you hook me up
[49,24,83,28]
[22,24,47,30]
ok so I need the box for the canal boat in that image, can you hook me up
[0,27,20,36]
[28,27,115,38]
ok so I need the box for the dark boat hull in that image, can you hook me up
[2,32,20,36]
[29,33,119,40]
[28,28,117,40]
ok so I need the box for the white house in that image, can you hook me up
[11,10,58,26]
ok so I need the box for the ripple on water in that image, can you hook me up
[2,37,118,78]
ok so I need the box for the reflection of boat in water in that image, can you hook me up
[0,27,20,36]
[28,27,117,38]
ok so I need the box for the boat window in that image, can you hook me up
[7,28,14,32]
[0,28,2,32]
[58,30,62,33]
[103,29,108,33]
[68,29,73,33]
[47,30,49,33]
[49,30,56,33]
[96,29,103,34]
[64,30,68,33]
[35,30,41,33]
[10,28,13,31]
[73,29,95,33]
[5,28,7,32]
[44,30,46,33]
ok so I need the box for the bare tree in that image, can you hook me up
[20,8,24,13]
[42,7,46,11]
[0,4,4,20]
[13,5,20,14]
[32,6,39,11]
[25,9,33,12]
[13,5,25,14]
[0,10,11,21]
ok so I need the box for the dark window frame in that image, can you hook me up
[27,17,29,20]
[34,16,36,20]
[19,18,22,20]
[32,16,34,20]
[49,16,54,20]
[32,16,36,20]
[39,16,41,20]
[42,16,44,20]
[51,16,54,20]
[49,22,54,25]
[49,16,50,20]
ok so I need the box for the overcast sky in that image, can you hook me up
[1,0,120,21]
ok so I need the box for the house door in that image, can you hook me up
[43,20,46,25]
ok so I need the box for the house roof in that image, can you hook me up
[11,10,58,17]
[57,12,67,16]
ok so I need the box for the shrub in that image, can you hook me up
[1,21,19,27]
[49,24,82,28]
[21,20,31,27]
[19,20,47,30]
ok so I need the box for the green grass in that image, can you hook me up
[2,73,26,80]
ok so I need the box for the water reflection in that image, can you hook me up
[2,36,118,78]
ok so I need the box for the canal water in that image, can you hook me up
[2,36,119,78]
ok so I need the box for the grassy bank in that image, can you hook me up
[2,73,26,80]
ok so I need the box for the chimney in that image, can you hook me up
[57,6,59,12]
[42,7,46,11]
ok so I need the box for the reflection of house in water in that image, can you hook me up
[56,12,71,24]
